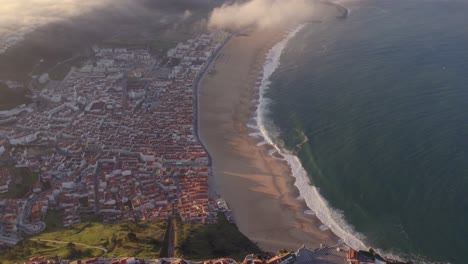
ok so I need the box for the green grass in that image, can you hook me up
[175,215,262,261]
[0,239,103,264]
[0,167,38,199]
[0,220,167,263]
[38,221,167,258]
[0,212,262,263]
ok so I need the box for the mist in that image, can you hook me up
[0,0,214,33]
[0,0,217,81]
[0,0,110,32]
[208,0,321,30]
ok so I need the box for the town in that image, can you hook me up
[0,30,230,246]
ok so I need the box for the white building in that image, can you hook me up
[167,48,176,58]
[39,73,49,84]
[128,89,146,99]
[140,153,156,162]
[96,59,114,68]
[61,181,75,190]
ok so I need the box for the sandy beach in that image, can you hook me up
[198,29,340,252]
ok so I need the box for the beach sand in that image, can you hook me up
[198,29,340,252]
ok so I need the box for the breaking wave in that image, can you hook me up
[251,23,370,252]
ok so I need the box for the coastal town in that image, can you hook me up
[0,0,461,262]
[0,30,230,246]
[1,4,411,264]
[0,24,411,261]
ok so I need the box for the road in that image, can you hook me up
[193,35,232,168]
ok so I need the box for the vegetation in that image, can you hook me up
[151,39,181,54]
[0,83,31,111]
[0,239,103,264]
[0,211,263,263]
[48,56,87,81]
[0,219,167,263]
[175,215,262,261]
[0,167,38,199]
[42,210,64,232]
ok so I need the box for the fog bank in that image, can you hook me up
[208,0,319,30]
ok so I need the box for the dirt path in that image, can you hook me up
[31,238,108,255]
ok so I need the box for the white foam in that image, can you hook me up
[256,141,268,146]
[251,24,369,252]
[304,210,315,215]
[267,149,277,156]
[247,123,258,129]
[270,153,285,161]
[248,132,262,138]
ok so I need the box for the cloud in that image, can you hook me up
[0,0,110,31]
[0,0,212,36]
[208,0,320,30]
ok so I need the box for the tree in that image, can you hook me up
[41,180,51,191]
[127,232,137,242]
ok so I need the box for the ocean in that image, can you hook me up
[256,0,468,263]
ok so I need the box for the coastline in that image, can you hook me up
[321,0,349,19]
[253,25,369,253]
[198,28,341,252]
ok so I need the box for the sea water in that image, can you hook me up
[255,0,468,263]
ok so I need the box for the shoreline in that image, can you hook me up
[321,0,349,19]
[198,27,341,252]
[251,25,369,253]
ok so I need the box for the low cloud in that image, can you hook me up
[0,0,210,37]
[0,0,110,31]
[208,0,319,30]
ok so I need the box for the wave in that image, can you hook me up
[252,23,370,252]
[249,23,442,263]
